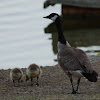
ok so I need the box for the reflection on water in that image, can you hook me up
[44,17,100,55]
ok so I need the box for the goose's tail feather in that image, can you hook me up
[82,70,98,82]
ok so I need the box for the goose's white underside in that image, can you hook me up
[69,70,83,78]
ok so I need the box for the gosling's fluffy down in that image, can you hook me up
[10,68,23,84]
[26,64,42,86]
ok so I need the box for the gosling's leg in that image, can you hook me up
[36,76,39,86]
[17,80,21,86]
[18,80,20,83]
[13,80,15,87]
[31,77,33,86]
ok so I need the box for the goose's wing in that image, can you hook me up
[73,48,93,73]
[58,47,84,71]
[58,47,92,73]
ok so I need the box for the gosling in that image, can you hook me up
[26,64,42,86]
[10,68,23,86]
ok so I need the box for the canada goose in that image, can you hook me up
[10,68,23,86]
[43,13,98,94]
[26,64,42,86]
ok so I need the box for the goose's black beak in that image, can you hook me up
[43,16,48,19]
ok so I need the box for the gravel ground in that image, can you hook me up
[0,56,100,100]
[89,55,100,63]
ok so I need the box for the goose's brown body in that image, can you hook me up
[58,46,98,81]
[58,47,92,73]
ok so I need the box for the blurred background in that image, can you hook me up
[0,0,100,69]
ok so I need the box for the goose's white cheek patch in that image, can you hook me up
[51,15,58,21]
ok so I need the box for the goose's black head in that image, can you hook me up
[43,13,67,45]
[43,13,59,21]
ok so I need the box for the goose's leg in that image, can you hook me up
[68,72,76,94]
[36,76,39,86]
[76,78,81,92]
[69,76,76,94]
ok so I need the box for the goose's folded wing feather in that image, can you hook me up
[58,47,93,73]
[73,48,93,73]
[58,47,83,71]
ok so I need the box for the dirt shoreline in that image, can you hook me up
[0,57,100,100]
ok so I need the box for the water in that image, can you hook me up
[0,0,61,69]
[44,28,100,56]
[0,0,100,69]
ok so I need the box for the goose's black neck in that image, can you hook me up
[55,17,66,45]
